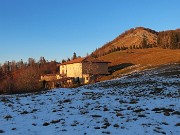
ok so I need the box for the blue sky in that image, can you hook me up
[0,0,180,63]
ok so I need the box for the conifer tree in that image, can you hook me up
[141,38,148,48]
[72,52,77,60]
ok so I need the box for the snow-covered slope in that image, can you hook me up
[0,64,180,135]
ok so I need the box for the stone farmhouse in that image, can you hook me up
[60,57,110,84]
[40,57,110,89]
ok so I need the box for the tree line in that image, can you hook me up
[157,30,180,49]
[91,38,154,58]
[0,52,80,94]
[0,57,58,94]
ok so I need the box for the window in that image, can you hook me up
[86,77,89,80]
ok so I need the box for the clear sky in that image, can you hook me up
[0,0,180,63]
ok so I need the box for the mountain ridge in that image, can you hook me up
[93,27,158,57]
[92,27,180,57]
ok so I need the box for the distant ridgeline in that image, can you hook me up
[92,27,180,58]
[157,29,180,49]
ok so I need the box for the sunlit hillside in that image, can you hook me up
[100,48,180,67]
[93,27,158,57]
[99,48,180,80]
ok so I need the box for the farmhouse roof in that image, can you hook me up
[60,57,110,65]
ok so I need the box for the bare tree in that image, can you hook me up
[14,67,41,93]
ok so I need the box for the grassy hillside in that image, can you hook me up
[99,48,180,80]
[100,48,180,66]
[93,27,158,57]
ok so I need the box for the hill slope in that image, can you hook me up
[93,27,158,57]
[100,48,180,67]
[0,64,180,135]
[98,48,180,80]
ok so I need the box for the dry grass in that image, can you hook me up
[99,48,180,81]
[100,48,180,67]
[94,27,158,55]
